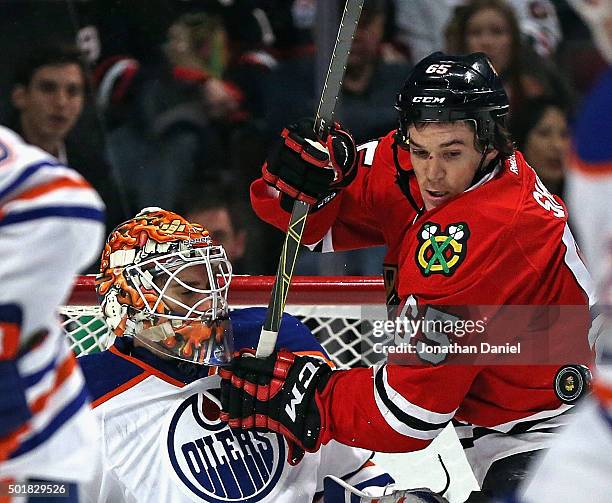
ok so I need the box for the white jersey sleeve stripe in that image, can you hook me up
[372,365,451,440]
[562,223,597,307]
[377,365,457,424]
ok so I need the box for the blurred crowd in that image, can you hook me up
[0,0,607,276]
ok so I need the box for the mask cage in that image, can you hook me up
[125,245,232,324]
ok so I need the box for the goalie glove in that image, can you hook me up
[219,348,333,465]
[262,118,358,206]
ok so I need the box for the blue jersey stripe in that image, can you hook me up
[574,68,612,163]
[599,404,612,430]
[22,352,60,389]
[0,303,23,325]
[9,384,90,459]
[352,473,394,491]
[0,360,32,436]
[0,206,105,228]
[0,160,64,201]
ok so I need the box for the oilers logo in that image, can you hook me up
[167,392,286,502]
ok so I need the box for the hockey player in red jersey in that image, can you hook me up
[219,52,597,502]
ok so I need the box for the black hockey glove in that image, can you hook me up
[219,348,333,465]
[262,118,358,206]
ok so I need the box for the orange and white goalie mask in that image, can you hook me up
[96,207,234,365]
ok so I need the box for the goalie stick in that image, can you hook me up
[256,0,365,358]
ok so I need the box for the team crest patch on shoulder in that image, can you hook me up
[415,222,470,276]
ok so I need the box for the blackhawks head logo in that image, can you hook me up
[416,222,470,276]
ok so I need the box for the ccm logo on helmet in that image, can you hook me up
[412,96,446,103]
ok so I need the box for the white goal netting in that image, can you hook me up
[59,275,387,369]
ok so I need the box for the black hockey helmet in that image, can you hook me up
[395,52,509,147]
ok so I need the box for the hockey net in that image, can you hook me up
[60,275,387,369]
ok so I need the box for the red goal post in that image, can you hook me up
[60,275,387,369]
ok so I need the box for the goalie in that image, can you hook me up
[77,207,400,502]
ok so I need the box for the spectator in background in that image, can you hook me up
[93,13,230,213]
[7,42,126,235]
[391,0,561,64]
[392,0,458,63]
[178,182,282,274]
[181,187,249,273]
[97,8,275,214]
[445,0,568,116]
[510,97,571,197]
[10,44,85,161]
[164,11,244,123]
[336,0,412,143]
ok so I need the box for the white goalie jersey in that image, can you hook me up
[0,126,106,482]
[78,309,394,503]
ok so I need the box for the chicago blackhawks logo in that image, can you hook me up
[416,222,470,276]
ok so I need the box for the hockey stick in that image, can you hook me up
[256,0,364,358]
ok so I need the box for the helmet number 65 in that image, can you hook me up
[425,64,451,75]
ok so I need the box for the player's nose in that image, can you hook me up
[426,157,446,181]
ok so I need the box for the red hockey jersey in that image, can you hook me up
[251,132,596,484]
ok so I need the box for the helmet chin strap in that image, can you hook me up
[391,131,424,215]
[470,143,500,188]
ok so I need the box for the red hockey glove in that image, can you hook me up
[262,118,358,205]
[219,349,333,465]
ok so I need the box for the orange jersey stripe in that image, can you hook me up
[0,424,29,464]
[569,150,612,176]
[0,177,91,220]
[108,345,185,387]
[294,350,336,368]
[29,353,78,414]
[10,177,91,202]
[0,322,20,360]
[593,380,612,408]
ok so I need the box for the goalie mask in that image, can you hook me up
[96,207,234,365]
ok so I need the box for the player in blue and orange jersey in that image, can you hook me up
[0,125,106,499]
[77,207,396,502]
